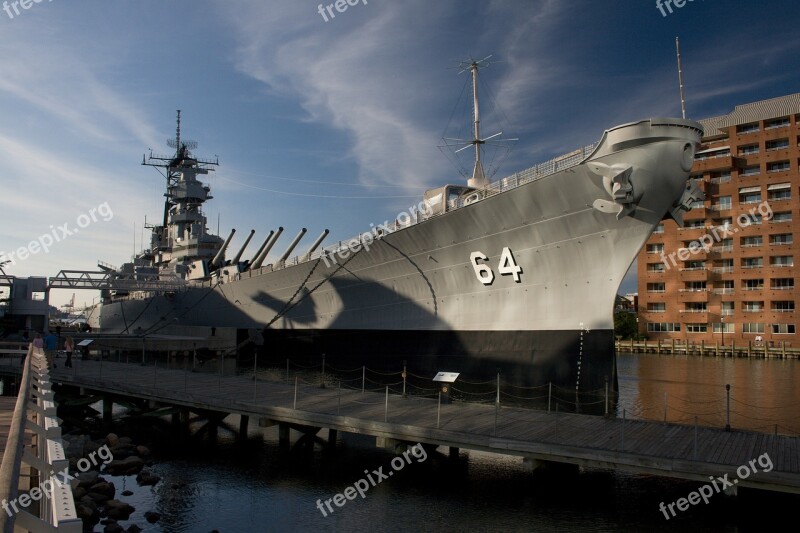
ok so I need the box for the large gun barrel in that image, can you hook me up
[252,227,284,270]
[304,229,330,260]
[230,229,256,266]
[247,230,274,269]
[210,228,236,268]
[277,228,307,266]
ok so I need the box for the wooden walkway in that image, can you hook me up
[0,396,17,458]
[616,339,800,358]
[6,356,798,495]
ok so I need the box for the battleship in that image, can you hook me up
[76,61,704,391]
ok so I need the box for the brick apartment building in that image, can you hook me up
[637,93,800,345]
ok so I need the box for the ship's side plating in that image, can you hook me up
[96,118,702,390]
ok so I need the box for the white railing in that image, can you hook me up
[0,346,81,532]
[713,288,734,294]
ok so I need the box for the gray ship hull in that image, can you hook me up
[93,118,702,391]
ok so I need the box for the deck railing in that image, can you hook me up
[0,345,81,532]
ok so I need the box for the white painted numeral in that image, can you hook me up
[470,248,523,285]
[470,251,495,285]
[498,247,522,282]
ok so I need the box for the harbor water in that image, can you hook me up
[69,352,799,532]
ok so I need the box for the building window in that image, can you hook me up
[712,323,735,333]
[766,138,789,151]
[714,280,735,295]
[647,322,681,332]
[767,161,791,173]
[772,301,795,312]
[773,212,793,223]
[683,260,705,271]
[742,323,765,333]
[770,278,794,290]
[771,324,796,334]
[739,187,762,204]
[743,279,764,290]
[684,303,707,313]
[741,236,762,248]
[714,259,734,273]
[647,282,666,293]
[714,196,732,211]
[770,233,793,245]
[711,171,731,184]
[765,117,790,129]
[686,323,708,333]
[771,255,794,267]
[740,165,760,177]
[768,185,791,201]
[722,302,735,315]
[647,243,664,254]
[737,123,760,134]
[738,144,759,156]
[648,303,666,313]
[684,281,706,292]
[743,301,764,312]
[742,257,763,269]
[653,223,664,234]
[648,263,665,272]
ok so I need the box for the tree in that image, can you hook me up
[614,312,640,340]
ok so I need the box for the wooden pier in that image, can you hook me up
[1,355,796,496]
[615,339,800,358]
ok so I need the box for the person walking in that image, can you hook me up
[44,331,58,365]
[32,333,44,349]
[64,337,75,368]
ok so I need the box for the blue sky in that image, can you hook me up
[0,0,798,308]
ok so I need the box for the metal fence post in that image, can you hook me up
[496,372,500,405]
[604,378,609,417]
[548,382,552,413]
[663,391,668,424]
[286,358,290,384]
[437,391,441,429]
[693,416,698,459]
[621,408,626,451]
[402,361,407,398]
[725,383,731,431]
[293,375,298,410]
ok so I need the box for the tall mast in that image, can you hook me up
[469,60,487,188]
[441,56,516,188]
[675,37,687,119]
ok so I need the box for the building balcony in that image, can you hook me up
[693,154,737,172]
[678,310,709,321]
[712,288,735,295]
[679,290,709,302]
[676,227,712,239]
[684,207,708,220]
[678,268,709,281]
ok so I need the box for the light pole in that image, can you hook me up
[721,314,725,346]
